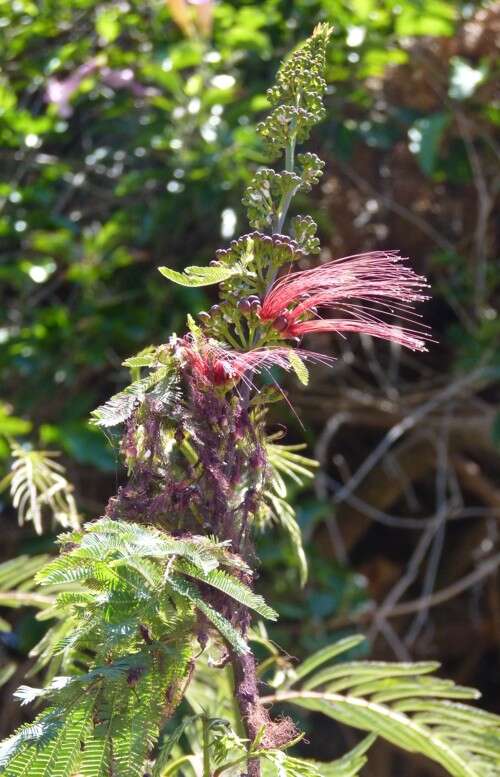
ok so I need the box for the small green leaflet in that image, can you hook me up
[288,351,309,386]
[122,354,156,369]
[186,314,202,339]
[91,365,177,427]
[158,264,236,287]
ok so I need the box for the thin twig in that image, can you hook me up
[334,156,456,254]
[331,368,492,508]
[405,427,451,645]
[368,512,443,642]
[327,553,500,628]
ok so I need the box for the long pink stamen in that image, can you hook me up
[288,319,428,351]
[260,250,431,351]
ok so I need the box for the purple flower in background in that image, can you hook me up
[100,67,157,97]
[45,59,158,117]
[46,58,100,118]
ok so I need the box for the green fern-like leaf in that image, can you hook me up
[287,351,309,386]
[152,716,199,777]
[291,635,367,683]
[266,441,318,486]
[1,697,94,777]
[79,689,119,777]
[263,491,308,586]
[79,734,109,777]
[305,735,375,777]
[261,741,373,777]
[0,554,53,610]
[112,660,168,777]
[266,637,500,777]
[168,575,249,654]
[91,365,178,427]
[178,561,278,621]
[64,518,223,574]
[260,750,320,776]
[3,444,79,535]
[158,264,236,287]
[260,441,318,585]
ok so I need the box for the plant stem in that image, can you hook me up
[213,754,248,777]
[230,649,264,777]
[274,134,297,235]
[267,131,298,289]
[202,714,211,777]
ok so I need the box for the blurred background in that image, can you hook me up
[1,0,499,773]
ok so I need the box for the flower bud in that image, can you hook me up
[198,312,210,322]
[213,359,234,385]
[250,299,261,313]
[273,314,289,332]
[237,298,251,314]
[209,304,221,317]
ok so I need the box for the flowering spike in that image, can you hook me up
[1,28,443,777]
[259,23,333,157]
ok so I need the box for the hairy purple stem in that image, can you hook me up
[231,649,264,777]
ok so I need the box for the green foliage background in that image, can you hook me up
[1,0,499,772]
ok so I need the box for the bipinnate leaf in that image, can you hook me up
[267,637,500,777]
[1,697,94,776]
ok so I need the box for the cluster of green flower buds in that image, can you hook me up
[243,169,301,230]
[193,25,333,349]
[257,105,316,158]
[195,292,264,349]
[297,152,325,192]
[243,154,325,232]
[291,214,321,255]
[210,231,307,293]
[257,23,332,159]
[197,304,223,325]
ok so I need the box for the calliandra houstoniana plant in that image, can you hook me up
[2,24,500,777]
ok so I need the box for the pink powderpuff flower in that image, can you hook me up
[260,251,431,351]
[179,338,237,386]
[178,338,333,387]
